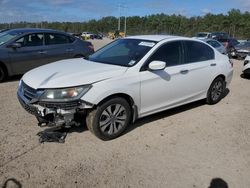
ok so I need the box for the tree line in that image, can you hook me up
[1,9,250,39]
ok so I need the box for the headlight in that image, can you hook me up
[39,85,91,101]
[244,60,249,66]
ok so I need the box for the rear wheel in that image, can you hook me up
[0,65,6,83]
[86,97,131,140]
[207,77,225,105]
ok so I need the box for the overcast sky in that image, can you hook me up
[0,0,250,23]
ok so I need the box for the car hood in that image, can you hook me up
[193,37,207,40]
[22,58,128,89]
[196,37,207,39]
[235,46,250,52]
[235,45,250,51]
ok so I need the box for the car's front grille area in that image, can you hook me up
[17,94,38,115]
[38,101,80,110]
[22,82,37,101]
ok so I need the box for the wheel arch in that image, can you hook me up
[214,74,226,81]
[0,61,9,77]
[209,74,226,91]
[96,93,138,122]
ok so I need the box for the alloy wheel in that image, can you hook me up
[99,104,127,135]
[211,81,223,101]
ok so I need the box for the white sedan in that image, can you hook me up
[17,35,233,140]
[81,32,94,39]
[243,55,250,77]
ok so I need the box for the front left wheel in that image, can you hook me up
[86,97,132,140]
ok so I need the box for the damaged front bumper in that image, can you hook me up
[17,81,94,127]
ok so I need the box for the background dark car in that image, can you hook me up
[0,28,94,82]
[211,32,229,40]
[234,41,250,59]
[217,38,239,58]
[93,33,103,40]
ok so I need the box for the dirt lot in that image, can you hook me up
[0,38,250,188]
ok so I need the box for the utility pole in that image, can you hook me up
[117,3,128,36]
[124,14,126,36]
[118,4,121,31]
[122,5,128,37]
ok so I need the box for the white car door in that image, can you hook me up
[140,41,185,116]
[181,40,218,98]
[139,40,216,117]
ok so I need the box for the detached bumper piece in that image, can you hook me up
[37,126,69,143]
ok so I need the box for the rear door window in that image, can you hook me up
[207,40,221,48]
[45,33,71,45]
[184,41,214,63]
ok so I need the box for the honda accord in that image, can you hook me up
[17,35,233,140]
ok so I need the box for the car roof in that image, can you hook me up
[201,38,218,42]
[7,28,68,35]
[126,35,187,42]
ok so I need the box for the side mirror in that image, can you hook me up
[148,60,166,71]
[7,42,21,49]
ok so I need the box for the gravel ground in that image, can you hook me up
[0,38,250,188]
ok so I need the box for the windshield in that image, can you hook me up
[88,39,155,67]
[196,33,208,37]
[0,30,21,45]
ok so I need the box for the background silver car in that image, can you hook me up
[201,38,227,54]
[0,28,94,82]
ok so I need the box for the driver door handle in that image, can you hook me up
[38,50,47,54]
[180,70,189,74]
[66,48,74,52]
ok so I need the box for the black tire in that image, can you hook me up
[86,97,131,140]
[243,73,250,79]
[0,65,6,83]
[207,77,225,105]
